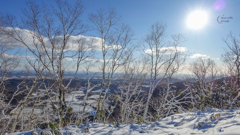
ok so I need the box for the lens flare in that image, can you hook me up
[214,0,226,11]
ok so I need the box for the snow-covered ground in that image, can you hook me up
[64,93,96,113]
[8,108,240,135]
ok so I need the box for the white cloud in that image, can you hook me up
[190,53,210,59]
[1,54,15,58]
[1,27,121,51]
[63,57,119,63]
[145,46,187,54]
[20,55,36,60]
[63,58,76,61]
[212,58,220,60]
[0,54,36,61]
[63,57,104,62]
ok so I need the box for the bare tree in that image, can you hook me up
[140,22,186,120]
[1,0,94,130]
[114,58,147,124]
[89,7,134,121]
[188,57,240,110]
[148,44,190,120]
[189,58,217,95]
[77,63,100,125]
[0,15,24,134]
[222,32,240,86]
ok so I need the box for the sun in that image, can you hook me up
[187,11,208,29]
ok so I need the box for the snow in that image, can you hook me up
[91,89,112,93]
[141,85,150,87]
[72,91,85,94]
[88,95,99,99]
[70,104,95,113]
[10,107,42,117]
[7,108,240,135]
[58,92,97,113]
[38,89,45,92]
[72,100,97,107]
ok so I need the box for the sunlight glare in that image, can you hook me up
[187,11,208,29]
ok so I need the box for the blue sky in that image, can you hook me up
[0,0,240,69]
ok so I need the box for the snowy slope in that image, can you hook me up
[8,108,240,135]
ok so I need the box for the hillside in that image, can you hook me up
[8,108,240,135]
